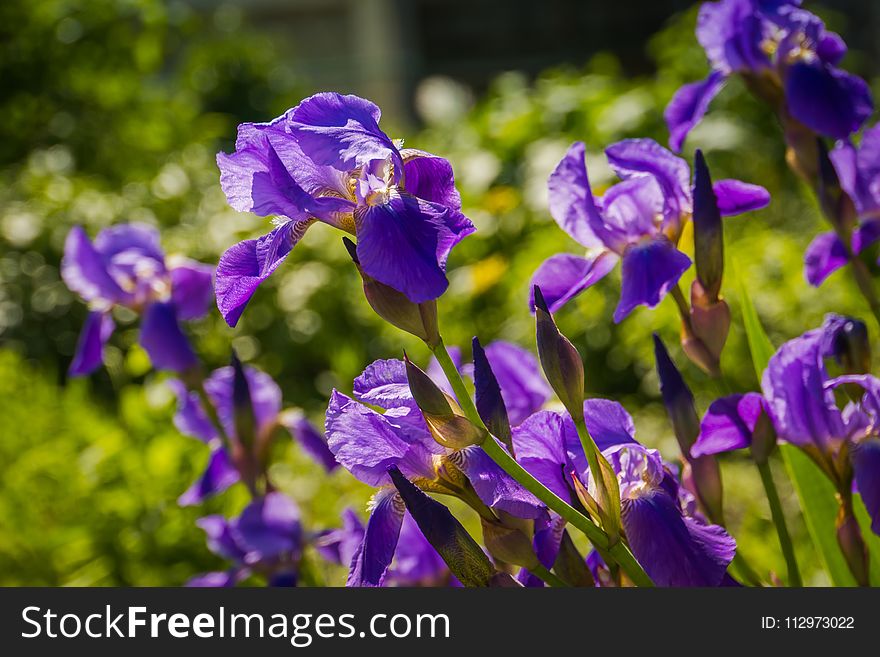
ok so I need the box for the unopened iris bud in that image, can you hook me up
[533,285,585,422]
[472,337,513,452]
[685,280,731,377]
[404,354,487,449]
[693,150,723,301]
[389,465,497,587]
[481,518,539,570]
[343,238,440,348]
[749,407,777,466]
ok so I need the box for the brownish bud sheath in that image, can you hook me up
[534,285,585,422]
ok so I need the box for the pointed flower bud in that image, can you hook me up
[472,337,513,452]
[404,354,487,449]
[653,334,700,455]
[693,150,723,302]
[685,280,730,377]
[388,465,497,587]
[480,519,539,570]
[343,238,440,348]
[533,285,585,422]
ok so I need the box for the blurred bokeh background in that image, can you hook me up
[1,0,879,586]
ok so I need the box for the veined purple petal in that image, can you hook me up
[325,391,440,486]
[583,398,638,451]
[203,365,282,439]
[713,179,771,216]
[290,92,401,173]
[356,191,473,303]
[169,259,214,321]
[665,72,727,153]
[483,341,552,426]
[280,412,338,472]
[623,488,736,586]
[851,438,880,535]
[547,141,608,249]
[804,231,848,287]
[352,358,415,410]
[347,488,405,587]
[214,221,311,327]
[457,443,544,519]
[139,301,197,372]
[696,0,768,74]
[62,226,127,305]
[692,393,765,457]
[401,150,462,213]
[68,311,114,376]
[604,138,693,220]
[614,239,691,323]
[233,492,302,563]
[512,410,580,502]
[167,379,218,442]
[178,447,240,506]
[601,176,666,242]
[529,251,618,314]
[785,61,873,140]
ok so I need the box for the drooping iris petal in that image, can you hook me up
[178,447,240,506]
[547,141,607,249]
[68,311,114,376]
[169,260,215,321]
[356,191,473,303]
[390,512,450,584]
[696,0,768,73]
[512,410,581,502]
[167,379,218,442]
[325,391,440,486]
[61,226,127,305]
[712,179,771,216]
[785,61,873,140]
[804,231,849,287]
[139,301,198,372]
[851,438,880,535]
[529,251,618,314]
[352,358,416,410]
[604,138,693,220]
[347,488,405,587]
[623,488,736,586]
[203,365,282,439]
[482,341,552,427]
[233,492,302,563]
[692,393,765,457]
[456,443,544,519]
[290,92,401,173]
[614,239,691,322]
[401,150,463,216]
[214,220,311,327]
[280,412,338,472]
[665,71,727,152]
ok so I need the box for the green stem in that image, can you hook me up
[530,564,568,588]
[729,553,763,587]
[430,339,654,587]
[757,460,802,587]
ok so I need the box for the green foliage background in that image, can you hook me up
[1,0,877,585]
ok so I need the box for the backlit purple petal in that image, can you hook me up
[167,379,218,442]
[68,311,114,376]
[712,179,771,216]
[139,301,198,372]
[804,231,848,287]
[614,239,691,322]
[352,358,415,410]
[785,62,873,140]
[696,0,768,73]
[356,191,473,303]
[347,488,405,587]
[401,150,462,212]
[61,226,126,305]
[178,447,240,506]
[93,223,165,262]
[233,492,302,563]
[214,221,311,327]
[390,512,449,584]
[281,412,338,472]
[169,260,214,321]
[665,72,727,153]
[547,141,607,249]
[512,410,580,502]
[529,251,618,314]
[458,443,544,519]
[692,393,765,457]
[583,398,638,451]
[483,341,552,426]
[601,176,665,241]
[830,125,880,217]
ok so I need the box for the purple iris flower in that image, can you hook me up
[666,0,873,151]
[214,92,474,326]
[692,314,880,534]
[512,399,736,586]
[169,364,336,506]
[532,139,769,321]
[324,357,543,586]
[806,123,880,286]
[187,492,303,587]
[61,223,213,376]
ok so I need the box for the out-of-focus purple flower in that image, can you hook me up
[807,124,880,286]
[169,364,335,506]
[214,92,474,326]
[693,314,880,535]
[62,224,213,375]
[532,139,768,321]
[325,357,542,586]
[187,492,302,587]
[666,0,873,151]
